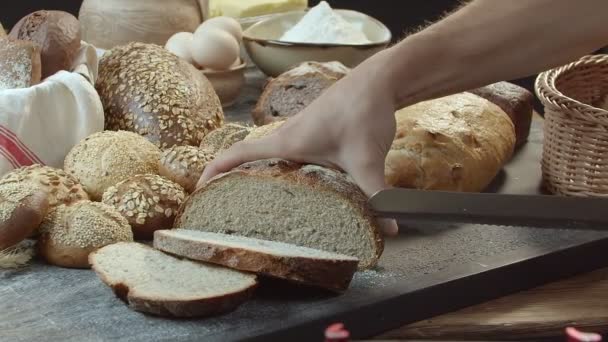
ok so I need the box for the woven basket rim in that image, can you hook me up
[535,54,608,120]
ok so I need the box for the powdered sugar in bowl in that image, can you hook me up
[242,1,391,77]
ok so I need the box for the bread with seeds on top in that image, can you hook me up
[96,42,225,149]
[199,122,251,154]
[158,146,215,193]
[64,130,161,201]
[0,182,49,251]
[102,174,186,239]
[38,200,133,268]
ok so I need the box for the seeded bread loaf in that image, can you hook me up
[38,200,133,268]
[243,120,286,141]
[102,174,186,239]
[96,42,224,149]
[0,182,49,251]
[174,158,383,269]
[199,123,251,154]
[469,81,534,148]
[251,61,349,125]
[9,10,81,79]
[154,229,359,292]
[90,242,258,317]
[0,38,42,90]
[64,130,161,201]
[158,146,215,193]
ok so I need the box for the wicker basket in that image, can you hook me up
[535,54,608,197]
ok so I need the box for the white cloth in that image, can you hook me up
[0,41,104,176]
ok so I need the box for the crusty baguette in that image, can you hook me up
[154,229,359,292]
[90,242,258,318]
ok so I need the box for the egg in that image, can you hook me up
[165,32,194,64]
[195,16,243,42]
[192,28,240,70]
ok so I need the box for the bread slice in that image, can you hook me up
[89,242,257,317]
[174,159,383,269]
[154,229,359,292]
[0,38,41,90]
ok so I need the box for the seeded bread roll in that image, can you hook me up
[102,174,186,239]
[251,61,349,126]
[244,120,286,141]
[0,22,5,37]
[9,10,81,78]
[0,182,49,251]
[199,123,251,154]
[64,130,161,201]
[38,201,133,268]
[158,146,215,193]
[96,42,224,149]
[0,38,42,90]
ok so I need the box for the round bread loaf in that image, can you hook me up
[0,22,5,38]
[9,10,81,79]
[64,130,161,201]
[159,146,215,193]
[101,174,186,239]
[96,42,224,149]
[244,120,286,141]
[0,182,49,251]
[199,122,251,154]
[251,61,349,126]
[38,200,133,268]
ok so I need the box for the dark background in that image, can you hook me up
[4,0,597,114]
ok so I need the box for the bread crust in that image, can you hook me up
[174,158,384,269]
[0,185,49,251]
[0,38,42,89]
[96,42,224,149]
[158,146,214,193]
[154,230,359,292]
[89,242,258,318]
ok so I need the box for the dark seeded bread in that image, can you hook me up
[174,158,383,269]
[469,81,534,147]
[0,182,49,251]
[251,61,349,125]
[89,242,258,318]
[154,229,359,292]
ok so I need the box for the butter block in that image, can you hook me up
[210,0,308,18]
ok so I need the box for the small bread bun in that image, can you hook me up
[199,122,251,154]
[159,146,215,193]
[0,22,6,38]
[102,174,186,239]
[0,182,49,251]
[38,201,133,268]
[64,130,161,201]
[9,10,81,78]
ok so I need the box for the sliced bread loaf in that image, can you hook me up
[89,242,258,317]
[154,229,359,292]
[174,159,383,269]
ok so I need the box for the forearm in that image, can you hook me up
[369,0,608,109]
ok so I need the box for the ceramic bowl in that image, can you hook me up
[201,59,247,108]
[242,9,391,77]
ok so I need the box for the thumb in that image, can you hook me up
[344,159,399,237]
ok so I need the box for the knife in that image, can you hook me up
[368,188,608,231]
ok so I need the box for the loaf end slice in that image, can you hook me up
[154,229,359,292]
[174,159,383,270]
[89,242,257,318]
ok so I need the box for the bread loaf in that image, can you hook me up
[174,158,383,269]
[96,42,224,149]
[386,92,515,192]
[0,38,42,90]
[90,242,258,318]
[102,174,186,239]
[199,123,251,154]
[469,81,534,148]
[0,22,5,38]
[0,182,49,251]
[9,10,81,79]
[154,229,359,292]
[243,120,286,141]
[64,130,161,201]
[251,61,349,125]
[158,146,215,193]
[38,201,133,268]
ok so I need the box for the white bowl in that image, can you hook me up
[242,9,391,77]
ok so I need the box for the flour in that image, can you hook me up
[279,1,371,44]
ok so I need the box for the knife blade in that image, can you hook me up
[368,188,608,231]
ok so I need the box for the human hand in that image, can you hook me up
[198,52,399,236]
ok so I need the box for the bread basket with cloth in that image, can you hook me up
[535,54,608,197]
[0,41,104,177]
